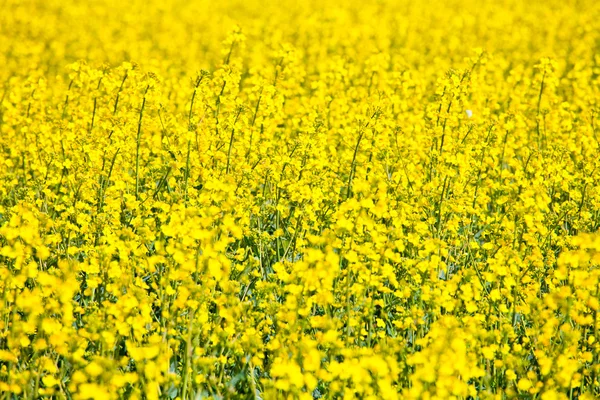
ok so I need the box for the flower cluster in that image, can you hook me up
[1,0,600,399]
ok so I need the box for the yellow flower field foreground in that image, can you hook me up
[1,0,600,398]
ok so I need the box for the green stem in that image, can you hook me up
[135,86,150,200]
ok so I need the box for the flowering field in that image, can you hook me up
[1,0,600,399]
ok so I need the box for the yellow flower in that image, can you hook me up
[517,378,533,392]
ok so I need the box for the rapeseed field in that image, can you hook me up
[1,0,600,398]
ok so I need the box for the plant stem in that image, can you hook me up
[135,85,150,200]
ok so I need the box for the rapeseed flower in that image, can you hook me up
[1,0,600,398]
